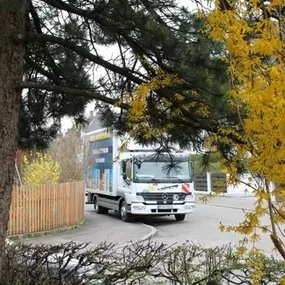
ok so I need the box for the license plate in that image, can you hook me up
[158,205,173,210]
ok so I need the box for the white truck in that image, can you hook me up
[82,128,195,222]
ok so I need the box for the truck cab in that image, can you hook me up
[117,152,195,221]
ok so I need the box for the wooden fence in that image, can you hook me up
[8,181,85,236]
[194,173,227,193]
[194,174,208,192]
[211,173,227,193]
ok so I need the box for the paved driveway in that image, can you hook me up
[22,204,154,247]
[22,196,281,258]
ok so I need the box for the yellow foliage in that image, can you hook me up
[205,0,285,272]
[237,245,247,256]
[199,192,217,204]
[280,277,285,285]
[23,153,61,185]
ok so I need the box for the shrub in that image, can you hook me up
[2,241,285,284]
[22,152,61,185]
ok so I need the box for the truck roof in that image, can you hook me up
[120,151,191,161]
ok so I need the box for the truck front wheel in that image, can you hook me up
[175,214,185,221]
[120,200,132,222]
[94,197,108,214]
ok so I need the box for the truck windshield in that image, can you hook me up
[133,160,192,183]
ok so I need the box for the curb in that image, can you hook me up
[139,223,158,242]
[194,192,255,198]
[195,200,253,212]
[115,223,158,249]
[9,219,87,241]
[194,193,255,211]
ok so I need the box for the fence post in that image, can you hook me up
[207,172,212,193]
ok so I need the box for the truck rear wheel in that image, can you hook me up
[175,214,185,221]
[120,200,132,222]
[94,197,108,214]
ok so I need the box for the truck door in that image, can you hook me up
[118,159,133,196]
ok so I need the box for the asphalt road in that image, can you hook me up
[22,196,281,258]
[139,203,275,255]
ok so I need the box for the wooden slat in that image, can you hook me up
[28,185,31,233]
[21,186,25,234]
[60,183,63,227]
[52,184,56,229]
[66,182,70,226]
[40,185,44,231]
[36,187,40,232]
[47,184,50,230]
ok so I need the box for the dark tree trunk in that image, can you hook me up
[0,0,27,278]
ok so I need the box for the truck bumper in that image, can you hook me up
[130,202,195,215]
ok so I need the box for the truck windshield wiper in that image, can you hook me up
[151,178,160,183]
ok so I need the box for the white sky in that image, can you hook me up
[61,0,203,132]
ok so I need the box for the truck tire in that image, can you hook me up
[120,200,132,222]
[94,197,108,214]
[175,214,185,221]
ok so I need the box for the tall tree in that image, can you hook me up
[0,0,28,275]
[0,0,233,278]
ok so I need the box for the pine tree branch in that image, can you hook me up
[24,55,62,84]
[20,81,125,106]
[28,0,42,34]
[27,32,146,85]
[140,0,170,32]
[40,0,166,72]
[218,0,232,10]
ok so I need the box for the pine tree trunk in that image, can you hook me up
[0,0,27,278]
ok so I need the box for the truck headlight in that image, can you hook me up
[136,195,145,202]
[185,195,193,201]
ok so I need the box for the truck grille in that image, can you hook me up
[139,192,186,203]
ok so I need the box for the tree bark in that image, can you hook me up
[0,0,27,278]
